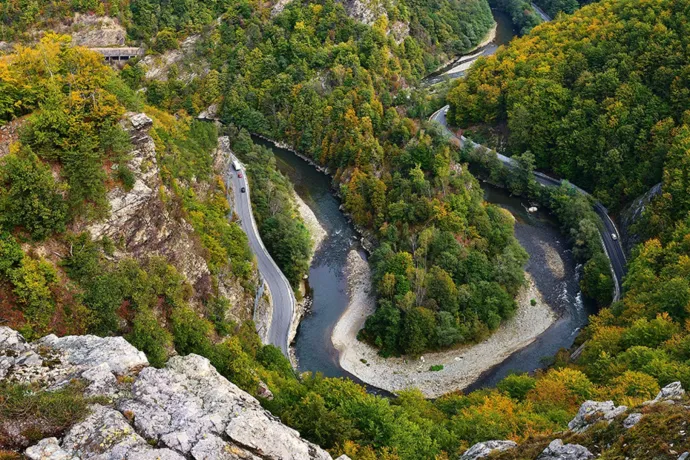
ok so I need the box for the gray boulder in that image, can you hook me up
[537,440,594,460]
[649,381,685,404]
[460,440,518,459]
[623,412,643,429]
[568,400,627,432]
[24,438,75,460]
[118,353,331,459]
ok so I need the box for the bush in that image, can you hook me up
[0,381,92,449]
[0,148,67,240]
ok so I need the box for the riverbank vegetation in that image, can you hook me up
[489,0,542,35]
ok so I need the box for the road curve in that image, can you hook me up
[223,144,295,356]
[430,105,626,299]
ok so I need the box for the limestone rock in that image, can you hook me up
[623,412,643,429]
[118,354,331,459]
[87,112,214,299]
[568,400,627,432]
[0,327,146,394]
[61,404,186,460]
[651,381,685,404]
[25,438,75,460]
[9,328,333,460]
[70,14,126,47]
[537,440,594,460]
[257,380,274,400]
[460,440,518,459]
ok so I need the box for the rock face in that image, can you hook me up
[568,400,627,433]
[537,440,594,460]
[88,112,212,298]
[140,35,210,83]
[2,327,333,460]
[86,112,256,321]
[460,440,517,459]
[70,14,126,47]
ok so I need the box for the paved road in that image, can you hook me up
[431,105,626,300]
[225,153,295,356]
[531,2,552,22]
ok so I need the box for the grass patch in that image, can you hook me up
[0,380,95,450]
[429,364,444,372]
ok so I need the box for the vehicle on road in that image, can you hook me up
[611,233,618,241]
[232,160,242,171]
[238,172,243,178]
[241,187,246,193]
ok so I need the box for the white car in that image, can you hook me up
[611,233,618,241]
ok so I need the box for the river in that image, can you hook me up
[422,9,516,87]
[253,136,593,392]
[250,9,593,393]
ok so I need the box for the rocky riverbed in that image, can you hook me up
[332,250,556,398]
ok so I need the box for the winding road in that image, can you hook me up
[430,106,626,299]
[223,143,295,356]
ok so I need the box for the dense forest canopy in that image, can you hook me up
[6,0,690,458]
[447,0,690,209]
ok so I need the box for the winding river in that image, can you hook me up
[253,10,594,393]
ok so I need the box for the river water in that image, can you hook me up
[422,9,516,86]
[250,9,593,393]
[253,136,593,391]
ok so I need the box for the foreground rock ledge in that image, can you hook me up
[0,327,336,459]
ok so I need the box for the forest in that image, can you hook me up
[3,0,690,458]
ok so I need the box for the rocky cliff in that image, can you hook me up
[85,112,258,322]
[0,326,336,459]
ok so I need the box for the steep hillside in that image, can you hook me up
[0,327,334,459]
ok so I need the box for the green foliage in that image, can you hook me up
[9,256,58,339]
[497,373,537,401]
[447,0,689,209]
[0,232,24,276]
[0,148,68,240]
[0,381,93,450]
[490,0,543,35]
[127,307,173,367]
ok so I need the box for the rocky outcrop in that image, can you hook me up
[619,182,662,255]
[1,327,333,460]
[649,381,685,404]
[70,14,126,47]
[567,400,627,433]
[537,440,594,460]
[87,113,214,300]
[460,440,517,459]
[623,412,642,429]
[140,35,210,83]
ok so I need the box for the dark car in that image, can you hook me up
[238,172,243,178]
[241,187,246,193]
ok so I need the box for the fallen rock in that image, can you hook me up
[568,400,627,432]
[647,381,685,404]
[257,380,275,400]
[460,440,518,459]
[537,439,594,460]
[623,412,643,429]
[24,437,75,460]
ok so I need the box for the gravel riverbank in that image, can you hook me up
[332,250,557,398]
